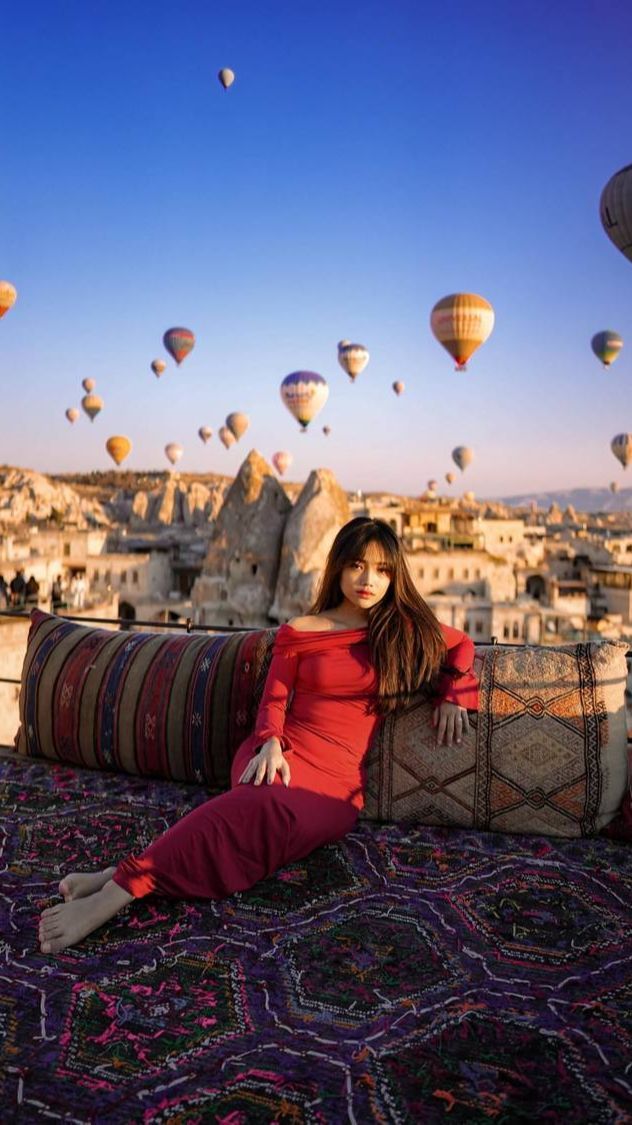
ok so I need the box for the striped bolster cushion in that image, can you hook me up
[14,610,276,788]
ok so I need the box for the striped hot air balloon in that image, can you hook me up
[591,331,623,368]
[280,371,329,430]
[611,433,632,468]
[163,327,195,365]
[337,341,369,381]
[430,293,494,370]
[600,164,632,264]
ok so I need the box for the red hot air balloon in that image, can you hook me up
[163,328,195,365]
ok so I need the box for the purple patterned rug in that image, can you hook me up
[1,753,630,1123]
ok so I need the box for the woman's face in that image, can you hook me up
[339,540,393,613]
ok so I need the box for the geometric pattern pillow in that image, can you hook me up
[14,610,275,789]
[362,641,630,837]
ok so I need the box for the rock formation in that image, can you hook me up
[0,467,109,527]
[270,468,351,621]
[191,450,292,626]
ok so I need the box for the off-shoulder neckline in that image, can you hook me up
[282,623,368,635]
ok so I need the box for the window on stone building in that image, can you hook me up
[132,570,139,585]
[105,570,111,585]
[120,571,127,585]
[448,568,454,579]
[512,621,520,638]
[503,624,510,638]
[418,568,425,578]
[475,569,482,578]
[463,620,470,632]
[251,564,258,576]
[93,569,99,583]
[63,543,71,557]
[433,567,440,579]
[475,621,483,635]
[463,568,470,579]
[220,589,227,601]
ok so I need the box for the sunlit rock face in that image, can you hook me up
[125,479,227,528]
[270,468,351,621]
[192,450,292,626]
[0,468,108,527]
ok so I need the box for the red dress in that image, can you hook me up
[113,623,478,900]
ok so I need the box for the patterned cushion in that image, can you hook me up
[14,610,274,788]
[363,642,630,837]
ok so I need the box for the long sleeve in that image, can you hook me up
[252,649,299,753]
[433,623,479,710]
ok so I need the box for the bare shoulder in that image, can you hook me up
[287,615,331,632]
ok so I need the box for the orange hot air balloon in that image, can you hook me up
[226,412,250,440]
[272,451,293,475]
[106,435,132,466]
[198,426,212,444]
[151,359,166,377]
[81,393,104,422]
[219,426,236,449]
[392,380,405,396]
[163,327,195,365]
[65,408,80,424]
[430,293,495,370]
[82,378,96,393]
[0,281,17,318]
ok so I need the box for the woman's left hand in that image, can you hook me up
[432,701,470,747]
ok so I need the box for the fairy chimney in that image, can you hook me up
[269,468,351,621]
[191,449,292,627]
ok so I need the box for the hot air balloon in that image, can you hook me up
[151,359,166,377]
[106,435,132,466]
[322,425,331,436]
[163,327,195,365]
[226,412,249,441]
[218,68,235,89]
[219,426,236,449]
[82,378,96,393]
[392,380,405,396]
[198,426,212,444]
[611,433,632,468]
[65,408,79,424]
[0,281,17,318]
[280,371,329,430]
[610,481,620,493]
[272,451,293,476]
[337,341,369,381]
[427,479,438,492]
[430,294,495,370]
[165,442,183,466]
[463,490,476,503]
[81,393,104,422]
[600,164,632,264]
[445,471,455,485]
[452,445,473,472]
[591,331,623,368]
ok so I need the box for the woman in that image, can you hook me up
[38,517,478,954]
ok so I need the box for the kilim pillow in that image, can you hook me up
[14,610,275,788]
[362,641,630,838]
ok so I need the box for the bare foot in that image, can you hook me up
[59,867,116,902]
[39,879,133,954]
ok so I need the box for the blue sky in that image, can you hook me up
[2,0,632,498]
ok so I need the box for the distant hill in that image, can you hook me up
[498,486,632,513]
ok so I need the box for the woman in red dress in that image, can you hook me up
[39,517,478,953]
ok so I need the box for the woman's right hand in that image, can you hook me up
[238,737,291,787]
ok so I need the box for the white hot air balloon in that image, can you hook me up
[337,341,369,381]
[164,442,183,467]
[226,412,250,440]
[272,451,293,476]
[65,407,80,424]
[219,426,236,449]
[82,378,96,393]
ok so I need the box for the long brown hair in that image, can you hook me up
[309,517,446,715]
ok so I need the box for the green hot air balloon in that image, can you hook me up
[591,331,623,368]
